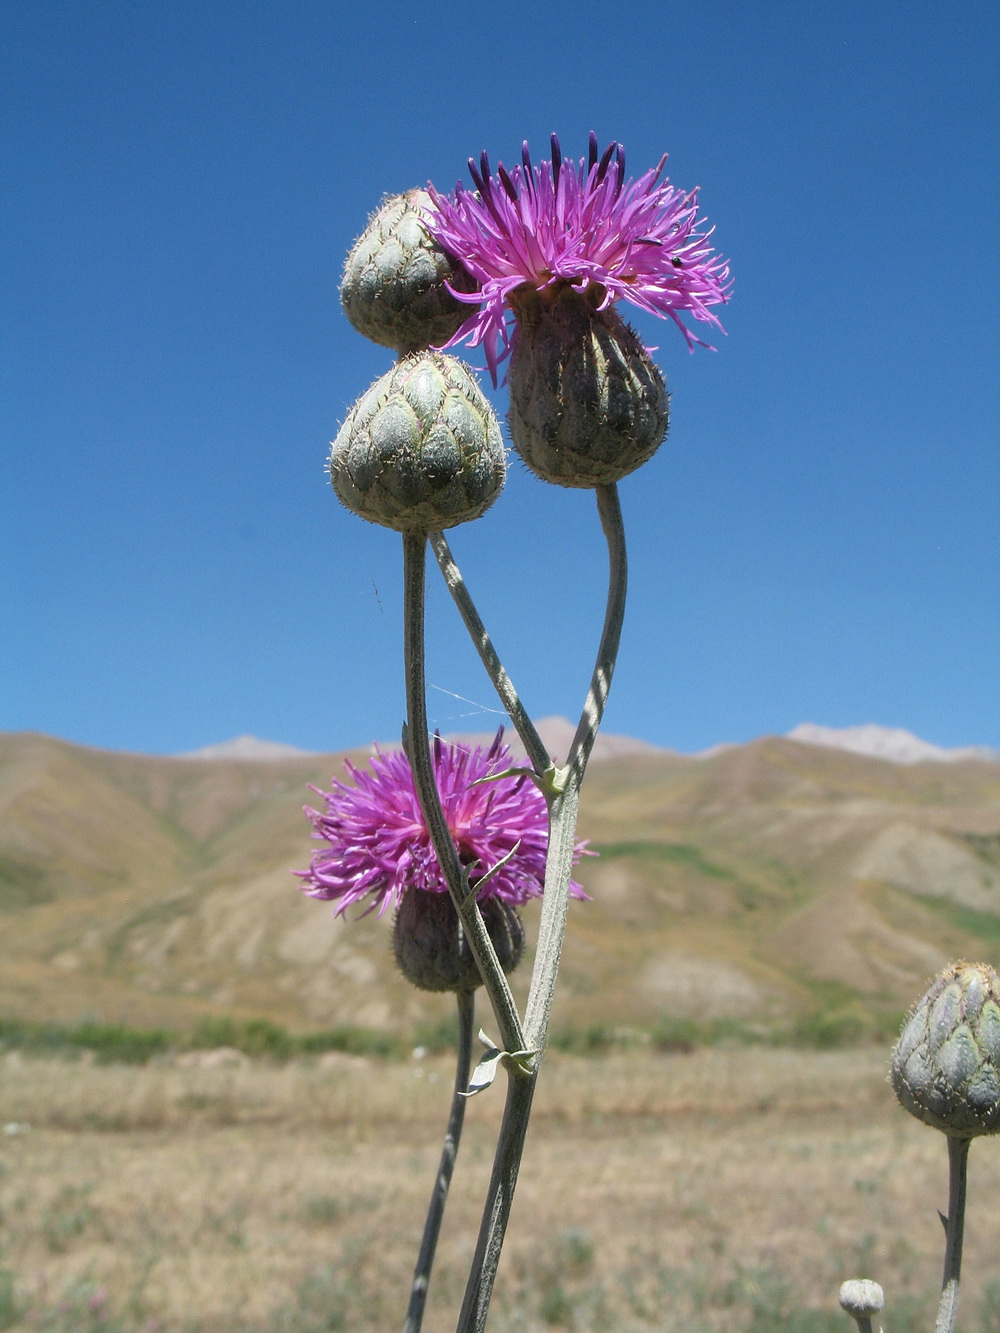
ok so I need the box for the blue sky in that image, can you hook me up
[2,0,998,756]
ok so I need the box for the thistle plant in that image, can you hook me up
[309,131,730,1331]
[829,962,1000,1333]
[302,130,999,1333]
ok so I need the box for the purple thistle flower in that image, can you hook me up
[297,731,587,916]
[426,133,731,383]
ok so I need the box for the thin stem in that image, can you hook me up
[404,988,476,1333]
[565,484,627,783]
[429,531,551,778]
[402,531,525,1057]
[523,788,580,1050]
[525,483,625,1050]
[456,1074,536,1333]
[934,1136,971,1333]
[455,486,629,1333]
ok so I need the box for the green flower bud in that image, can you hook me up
[393,888,524,993]
[507,286,669,488]
[891,962,1000,1138]
[330,353,505,533]
[340,190,476,355]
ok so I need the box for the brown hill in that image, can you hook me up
[1,730,998,1037]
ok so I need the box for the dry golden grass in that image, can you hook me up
[1,1046,999,1331]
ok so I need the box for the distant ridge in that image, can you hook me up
[787,723,1000,766]
[171,722,1000,767]
[438,715,670,765]
[176,735,320,761]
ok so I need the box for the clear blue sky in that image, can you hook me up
[2,0,998,755]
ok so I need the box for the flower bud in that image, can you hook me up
[839,1280,884,1330]
[330,352,505,532]
[340,190,477,355]
[393,887,525,993]
[891,962,1000,1138]
[507,286,669,488]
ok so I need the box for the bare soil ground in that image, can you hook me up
[1,1046,998,1331]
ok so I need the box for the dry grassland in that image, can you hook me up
[1,1046,999,1331]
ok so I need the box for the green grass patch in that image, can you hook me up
[0,1015,407,1064]
[190,1016,294,1059]
[297,1025,400,1058]
[549,1024,617,1056]
[0,854,55,910]
[0,997,910,1066]
[931,899,1000,950]
[591,840,737,879]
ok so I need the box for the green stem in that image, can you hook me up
[404,988,476,1333]
[565,484,628,784]
[401,531,525,1058]
[455,1073,536,1333]
[523,787,581,1051]
[934,1136,971,1333]
[429,530,551,778]
[454,485,629,1333]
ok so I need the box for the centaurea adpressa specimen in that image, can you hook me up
[834,962,1000,1333]
[319,132,727,1331]
[427,132,731,383]
[298,731,585,917]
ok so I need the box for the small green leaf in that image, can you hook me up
[463,1046,503,1096]
[462,1033,537,1095]
[467,842,521,896]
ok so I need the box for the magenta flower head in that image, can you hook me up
[298,731,587,916]
[426,133,731,384]
[297,732,588,992]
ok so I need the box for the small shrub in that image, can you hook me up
[791,1007,871,1050]
[651,1016,701,1053]
[300,1026,399,1058]
[71,1022,172,1064]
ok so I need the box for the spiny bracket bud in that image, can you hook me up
[839,1280,884,1332]
[330,352,505,533]
[507,286,669,488]
[340,190,477,355]
[891,961,1000,1138]
[392,886,524,993]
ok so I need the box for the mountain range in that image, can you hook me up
[177,720,1000,768]
[1,724,998,1038]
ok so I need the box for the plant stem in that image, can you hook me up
[429,531,551,777]
[455,1072,536,1333]
[526,483,626,1051]
[401,531,525,1058]
[934,1135,971,1333]
[404,988,476,1333]
[565,484,628,784]
[454,484,629,1333]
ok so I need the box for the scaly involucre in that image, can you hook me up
[426,133,731,382]
[297,731,585,915]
